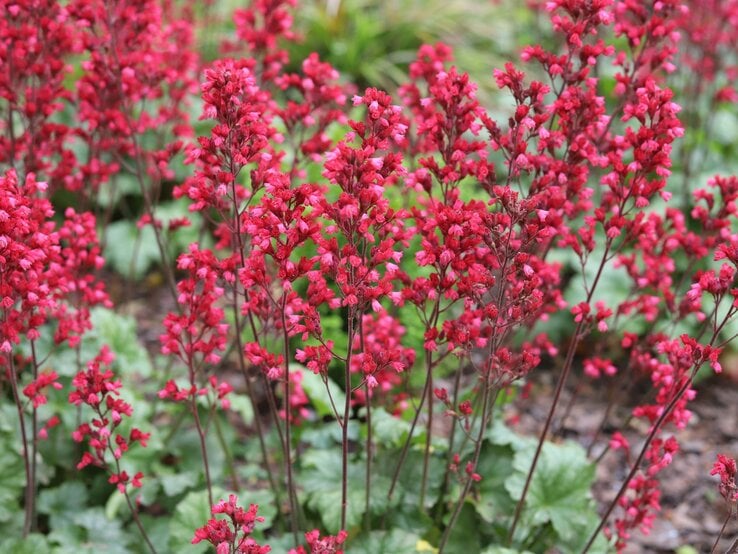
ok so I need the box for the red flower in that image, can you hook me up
[193,496,271,554]
[711,454,738,503]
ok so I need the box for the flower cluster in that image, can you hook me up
[69,347,150,493]
[288,529,348,554]
[161,245,228,368]
[0,0,78,185]
[22,370,62,409]
[224,0,297,82]
[711,454,738,504]
[0,170,58,352]
[158,375,234,410]
[0,167,108,390]
[8,0,738,551]
[350,310,415,405]
[192,496,271,554]
[68,0,197,194]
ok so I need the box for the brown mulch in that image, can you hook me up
[510,371,738,553]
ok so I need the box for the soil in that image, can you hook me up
[118,274,738,553]
[509,370,738,553]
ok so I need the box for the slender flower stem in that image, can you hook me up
[386,352,433,501]
[212,410,241,492]
[364,379,372,530]
[281,297,300,544]
[107,447,158,554]
[509,242,612,545]
[581,368,699,553]
[582,314,729,553]
[228,186,286,525]
[438,385,497,553]
[508,318,585,544]
[5,79,16,171]
[122,488,158,554]
[554,378,583,436]
[586,389,616,458]
[7,354,32,537]
[388,299,441,501]
[29,340,41,533]
[230,294,283,522]
[189,388,213,507]
[105,1,179,306]
[341,310,356,531]
[435,364,464,524]
[419,351,434,509]
[360,318,372,531]
[323,376,344,425]
[711,507,734,554]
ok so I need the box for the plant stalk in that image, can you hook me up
[508,241,612,544]
[7,354,33,537]
[341,309,356,531]
[711,507,734,554]
[438,385,497,553]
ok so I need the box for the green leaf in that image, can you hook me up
[138,515,171,554]
[38,482,89,529]
[243,487,277,526]
[104,220,161,279]
[31,307,151,379]
[487,420,537,452]
[48,508,133,554]
[160,471,198,497]
[156,200,210,253]
[89,307,153,377]
[301,371,346,419]
[0,422,25,525]
[227,394,254,427]
[713,110,738,145]
[105,489,127,520]
[480,547,534,554]
[97,174,141,208]
[474,441,516,526]
[315,312,348,363]
[441,503,482,554]
[505,441,606,552]
[169,488,223,553]
[364,407,411,447]
[300,449,364,533]
[103,199,207,279]
[350,529,422,553]
[0,534,51,554]
[300,421,344,448]
[388,449,446,508]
